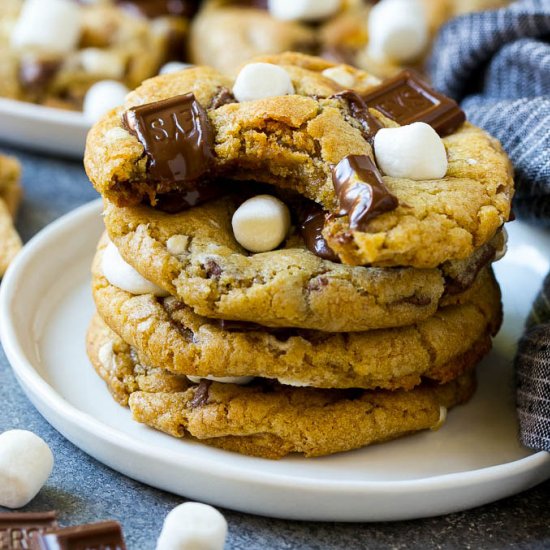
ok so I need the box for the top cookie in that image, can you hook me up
[85,52,514,268]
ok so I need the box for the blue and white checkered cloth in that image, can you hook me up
[430,0,550,451]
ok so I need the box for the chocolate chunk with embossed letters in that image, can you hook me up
[331,90,382,144]
[362,70,466,136]
[332,155,398,230]
[0,512,57,550]
[123,93,214,185]
[30,521,126,550]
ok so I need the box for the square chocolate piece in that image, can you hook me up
[30,521,126,550]
[0,511,57,550]
[123,93,214,184]
[362,70,466,136]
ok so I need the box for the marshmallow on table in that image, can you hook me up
[83,80,129,123]
[0,430,54,509]
[11,0,82,55]
[367,0,429,63]
[157,502,228,550]
[187,375,255,385]
[268,0,341,21]
[233,63,294,103]
[159,62,193,75]
[374,122,448,180]
[102,240,169,297]
[232,195,291,253]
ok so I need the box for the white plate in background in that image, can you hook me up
[0,97,89,158]
[1,200,549,522]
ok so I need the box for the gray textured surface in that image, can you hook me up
[0,144,549,550]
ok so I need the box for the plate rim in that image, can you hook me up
[1,199,549,497]
[0,96,89,129]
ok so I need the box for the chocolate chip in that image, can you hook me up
[116,0,200,18]
[362,70,466,137]
[154,182,225,213]
[122,93,214,186]
[332,154,398,230]
[204,260,222,279]
[189,380,212,408]
[209,87,237,110]
[19,57,61,94]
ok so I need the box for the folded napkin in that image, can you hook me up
[429,0,550,452]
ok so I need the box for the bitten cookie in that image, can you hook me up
[85,53,514,268]
[87,314,478,459]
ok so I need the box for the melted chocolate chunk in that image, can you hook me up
[209,87,237,110]
[122,93,214,185]
[332,155,398,230]
[362,70,466,137]
[154,182,225,213]
[298,204,340,262]
[0,512,57,550]
[30,521,126,550]
[189,379,212,408]
[204,260,222,279]
[116,0,200,18]
[331,90,382,144]
[445,244,497,295]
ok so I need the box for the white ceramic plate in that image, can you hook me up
[0,97,89,158]
[1,200,550,522]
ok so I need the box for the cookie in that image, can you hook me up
[0,0,189,110]
[0,154,22,276]
[189,1,317,76]
[92,233,502,389]
[87,314,478,459]
[85,53,514,268]
[102,196,504,331]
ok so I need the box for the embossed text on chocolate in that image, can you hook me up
[122,93,214,184]
[0,512,57,550]
[362,70,466,136]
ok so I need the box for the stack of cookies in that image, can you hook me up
[84,53,513,459]
[0,154,22,277]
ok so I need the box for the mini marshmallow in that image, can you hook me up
[83,80,129,123]
[11,0,81,55]
[494,227,508,262]
[374,122,448,180]
[268,0,341,21]
[321,66,355,88]
[79,48,126,79]
[0,430,54,509]
[166,235,189,256]
[159,62,193,75]
[431,406,447,431]
[187,375,255,385]
[102,240,169,297]
[232,195,291,253]
[157,502,228,550]
[367,0,428,63]
[233,63,294,103]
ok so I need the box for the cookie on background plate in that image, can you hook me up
[0,154,22,276]
[87,314,478,459]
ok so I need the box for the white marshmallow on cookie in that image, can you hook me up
[233,63,294,103]
[159,62,193,75]
[374,122,448,180]
[0,430,54,509]
[102,240,169,297]
[187,375,255,385]
[232,195,291,253]
[367,0,429,63]
[268,0,341,21]
[83,80,129,123]
[11,0,82,54]
[156,502,228,550]
[321,66,356,88]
